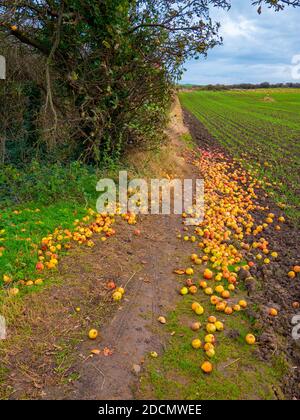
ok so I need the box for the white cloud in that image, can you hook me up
[182,2,300,84]
[220,16,259,40]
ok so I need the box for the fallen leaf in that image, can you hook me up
[173,269,185,275]
[157,316,166,324]
[103,347,113,356]
[91,349,101,355]
[132,364,141,375]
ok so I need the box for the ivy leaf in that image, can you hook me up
[102,40,111,49]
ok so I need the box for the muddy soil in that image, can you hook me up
[183,108,300,399]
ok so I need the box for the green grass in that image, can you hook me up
[0,202,88,287]
[179,88,300,223]
[139,295,287,400]
[181,133,195,150]
[0,156,135,293]
[54,338,81,382]
[0,161,102,295]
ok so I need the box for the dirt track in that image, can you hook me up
[42,100,198,400]
[56,215,185,400]
[2,99,198,400]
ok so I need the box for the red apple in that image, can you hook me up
[36,262,44,271]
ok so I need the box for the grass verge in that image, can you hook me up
[138,295,288,400]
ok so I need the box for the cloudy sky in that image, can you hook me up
[181,0,300,85]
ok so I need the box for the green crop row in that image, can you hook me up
[179,89,300,223]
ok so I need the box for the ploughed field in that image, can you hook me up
[179,89,300,223]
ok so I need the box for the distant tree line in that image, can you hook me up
[180,82,300,91]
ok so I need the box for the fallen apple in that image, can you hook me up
[192,338,202,349]
[180,286,188,295]
[210,295,220,305]
[204,342,214,352]
[116,287,125,295]
[8,287,19,297]
[191,321,201,331]
[36,262,44,271]
[189,285,198,294]
[215,321,224,331]
[245,333,256,345]
[201,361,213,374]
[224,306,233,315]
[239,299,247,308]
[216,302,226,312]
[203,269,213,280]
[204,334,215,344]
[112,291,123,301]
[268,308,278,317]
[199,280,207,289]
[221,290,230,299]
[206,323,216,333]
[204,287,213,295]
[186,278,194,287]
[206,348,215,358]
[34,279,43,286]
[195,305,204,315]
[88,329,98,340]
[208,316,217,323]
[191,302,200,311]
[215,285,224,294]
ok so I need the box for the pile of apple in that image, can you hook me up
[107,280,126,302]
[4,208,136,296]
[176,147,296,374]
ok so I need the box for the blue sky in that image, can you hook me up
[181,0,300,85]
